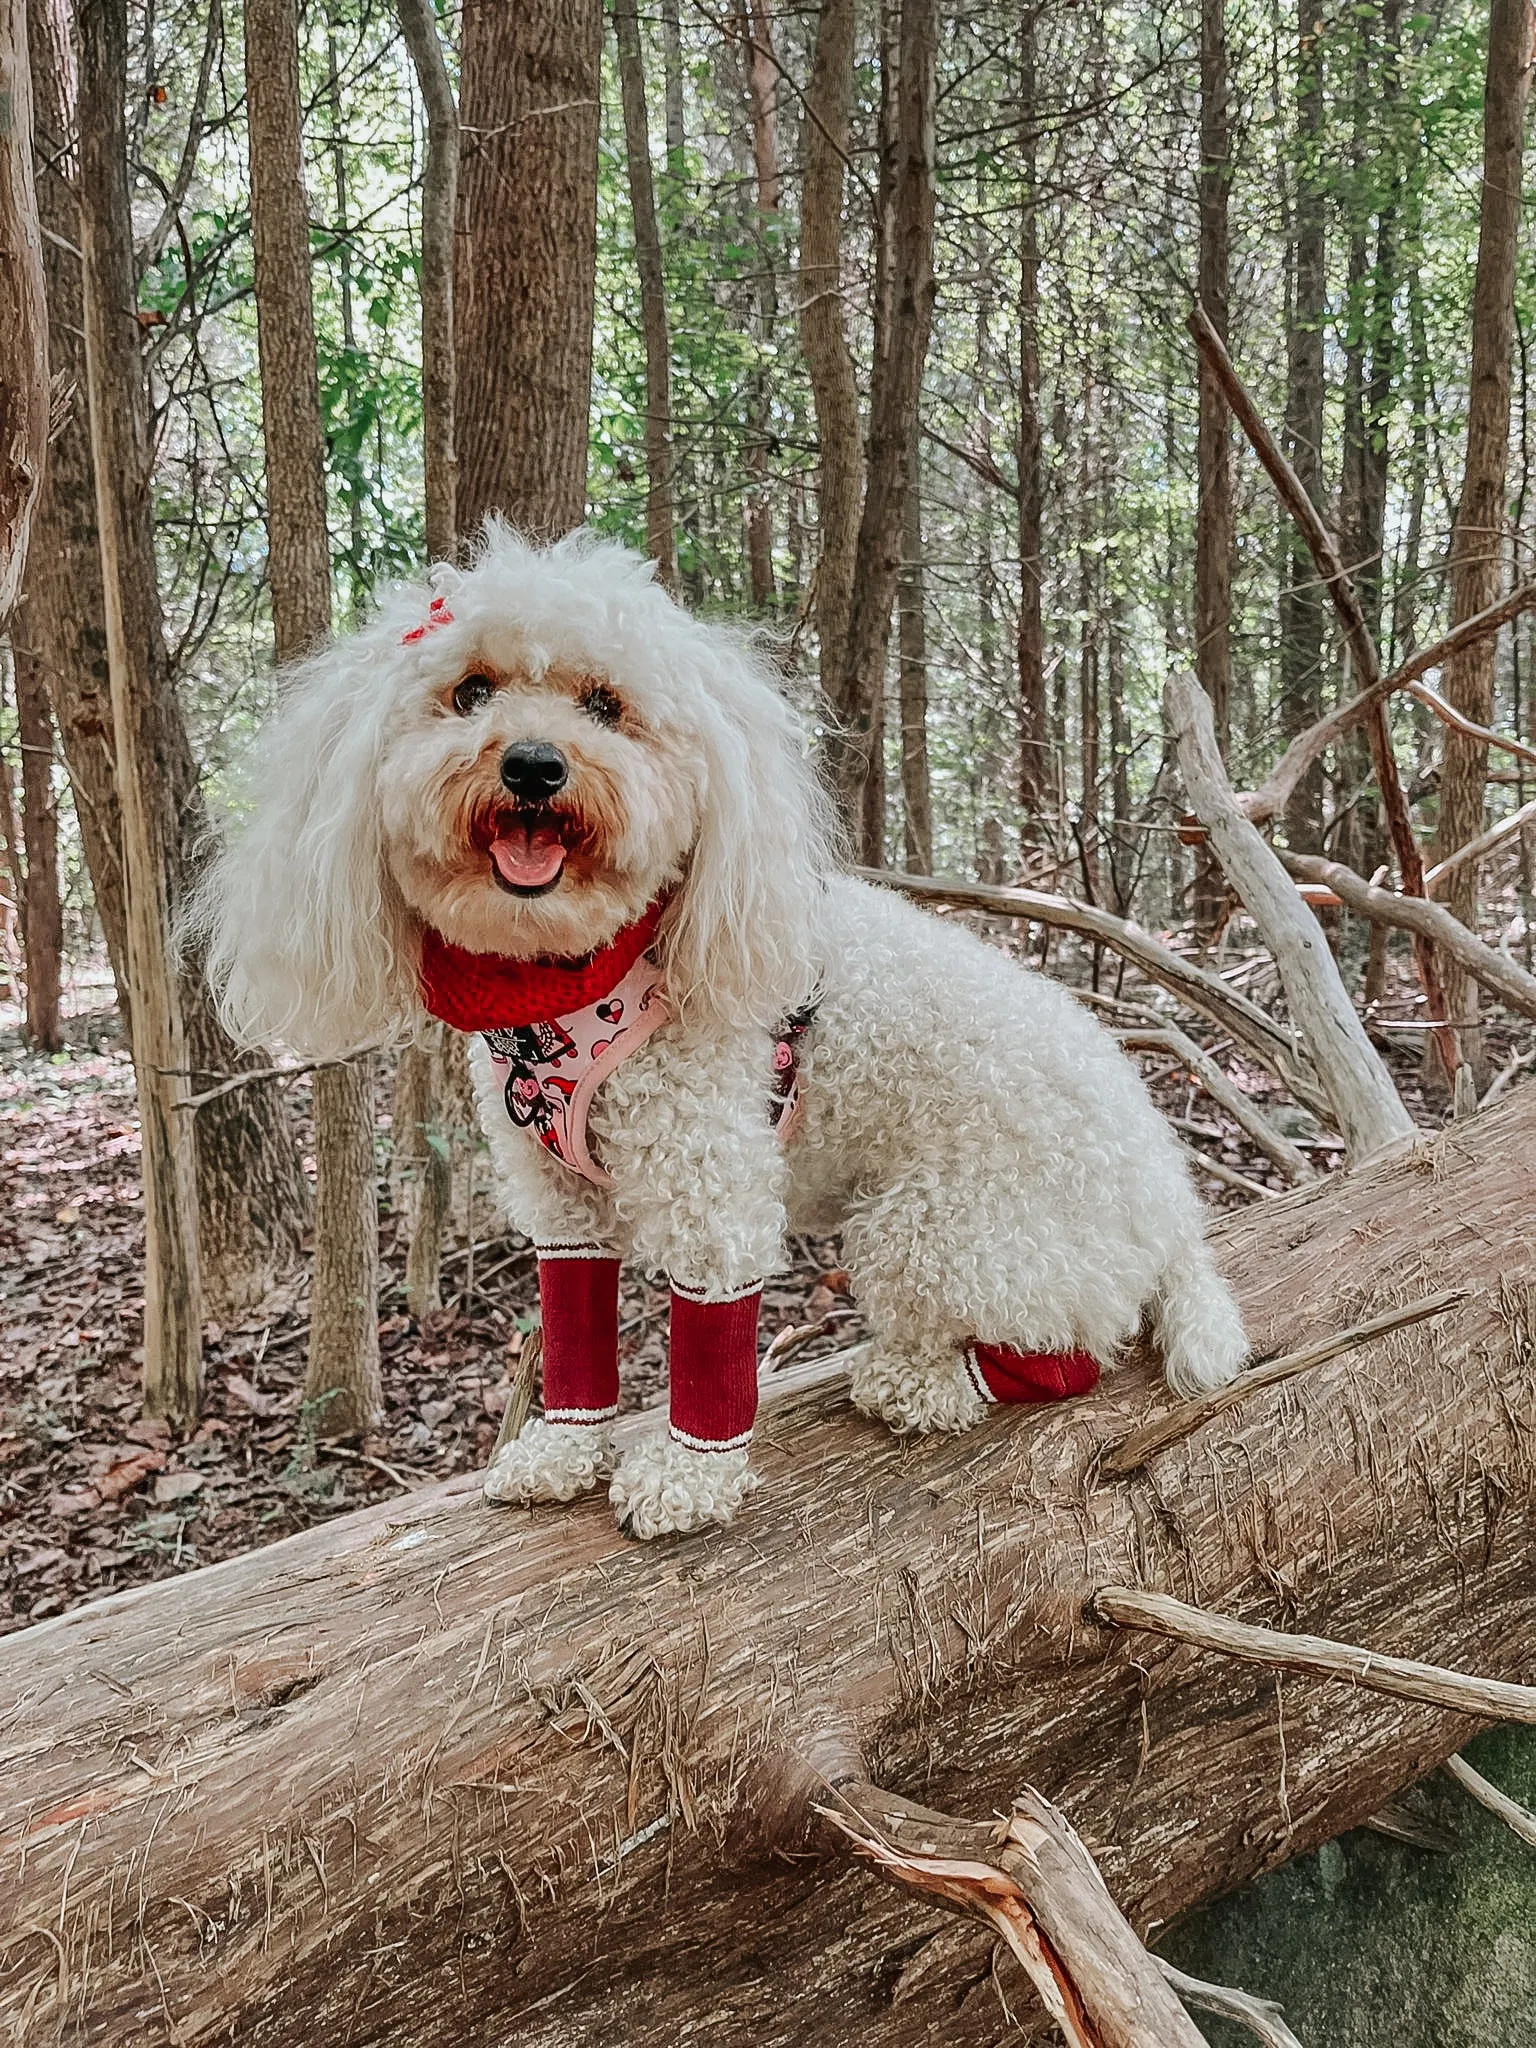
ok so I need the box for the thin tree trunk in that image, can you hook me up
[799,0,861,733]
[1433,0,1535,1077]
[1195,0,1232,756]
[26,0,308,1319]
[307,1060,381,1437]
[826,0,937,853]
[897,463,930,873]
[742,0,777,608]
[454,0,601,538]
[397,0,458,566]
[77,0,201,1426]
[0,0,47,617]
[660,0,685,172]
[1278,0,1326,853]
[246,0,379,1437]
[614,0,677,588]
[12,642,61,1047]
[395,0,462,1320]
[1017,4,1048,836]
[4,1092,1534,2044]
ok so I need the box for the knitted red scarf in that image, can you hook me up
[418,896,669,1033]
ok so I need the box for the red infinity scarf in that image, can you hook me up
[419,896,669,1033]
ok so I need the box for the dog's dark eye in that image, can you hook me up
[580,682,623,728]
[452,673,495,717]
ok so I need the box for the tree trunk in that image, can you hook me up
[1191,0,1234,941]
[3,1090,1534,2043]
[799,0,861,733]
[826,0,937,853]
[897,460,931,873]
[614,0,677,588]
[25,0,308,1316]
[660,0,685,172]
[245,0,379,1437]
[19,0,127,1010]
[740,0,778,609]
[393,0,461,1319]
[454,0,601,539]
[0,0,47,617]
[306,1059,381,1436]
[1278,0,1326,853]
[397,0,458,567]
[77,0,201,1426]
[1433,0,1534,1077]
[1016,4,1048,835]
[11,636,62,1047]
[1195,0,1232,757]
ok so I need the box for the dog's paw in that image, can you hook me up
[483,1417,612,1506]
[609,1434,759,1539]
[850,1351,987,1435]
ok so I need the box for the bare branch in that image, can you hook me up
[1189,303,1457,1075]
[1404,676,1536,772]
[856,866,1331,1120]
[1118,1022,1315,1182]
[1165,672,1414,1161]
[1101,1289,1465,1476]
[1442,1753,1536,1849]
[1155,1960,1307,2048]
[1424,794,1536,895]
[1279,852,1536,1025]
[1093,1586,1536,1723]
[1245,580,1536,828]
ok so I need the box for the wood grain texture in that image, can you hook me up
[3,1091,1535,2044]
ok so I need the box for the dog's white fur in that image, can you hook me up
[198,526,1247,1537]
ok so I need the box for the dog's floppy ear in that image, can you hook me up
[189,629,418,1057]
[662,632,837,1034]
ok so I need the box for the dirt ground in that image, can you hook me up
[0,917,1493,1636]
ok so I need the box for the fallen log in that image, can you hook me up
[3,1091,1536,2046]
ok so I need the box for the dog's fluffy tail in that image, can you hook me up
[1152,1248,1248,1399]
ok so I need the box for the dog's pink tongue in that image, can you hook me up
[490,824,566,888]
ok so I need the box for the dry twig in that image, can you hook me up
[1093,1587,1536,1723]
[1119,1021,1315,1182]
[1442,1753,1536,1849]
[1102,1288,1464,1475]
[1155,1959,1306,2048]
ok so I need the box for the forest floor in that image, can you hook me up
[0,918,1513,1637]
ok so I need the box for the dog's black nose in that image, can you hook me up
[500,741,568,799]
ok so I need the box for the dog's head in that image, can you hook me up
[197,526,836,1056]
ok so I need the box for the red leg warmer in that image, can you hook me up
[537,1245,621,1425]
[668,1282,761,1453]
[964,1341,1100,1406]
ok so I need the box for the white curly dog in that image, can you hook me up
[202,526,1246,1539]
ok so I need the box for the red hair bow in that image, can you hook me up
[401,594,455,644]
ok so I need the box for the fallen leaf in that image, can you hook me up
[49,1489,100,1518]
[152,1472,205,1506]
[92,1449,167,1502]
[123,1418,171,1451]
[225,1374,278,1418]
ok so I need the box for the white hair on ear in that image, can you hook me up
[662,625,841,1035]
[186,620,420,1058]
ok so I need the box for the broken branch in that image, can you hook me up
[1092,1587,1536,1723]
[821,1781,1206,2047]
[1188,303,1456,1075]
[1424,794,1536,895]
[1100,1288,1465,1475]
[1165,673,1415,1161]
